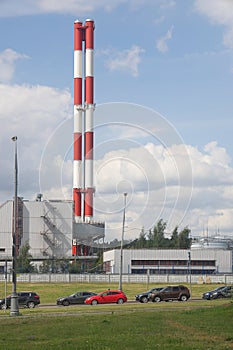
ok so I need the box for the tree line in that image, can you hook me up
[124,219,191,249]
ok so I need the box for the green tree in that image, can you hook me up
[39,258,69,273]
[170,226,179,248]
[17,241,35,273]
[68,262,80,274]
[152,219,167,248]
[39,260,51,273]
[146,229,153,248]
[178,227,191,249]
[136,228,147,248]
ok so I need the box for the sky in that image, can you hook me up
[0,0,233,242]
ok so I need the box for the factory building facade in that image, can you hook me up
[103,247,233,275]
[0,198,104,271]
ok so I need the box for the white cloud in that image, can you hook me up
[154,16,165,25]
[0,0,112,17]
[203,141,231,167]
[93,137,233,240]
[0,0,159,17]
[0,49,29,83]
[105,45,145,77]
[156,26,174,53]
[194,0,233,49]
[159,0,176,10]
[0,83,72,200]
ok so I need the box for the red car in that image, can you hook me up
[84,290,127,305]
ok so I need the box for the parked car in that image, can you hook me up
[135,287,164,303]
[57,291,97,306]
[0,291,40,309]
[149,285,190,302]
[203,286,233,300]
[219,286,233,298]
[85,290,127,305]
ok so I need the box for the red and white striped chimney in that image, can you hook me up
[73,19,95,223]
[73,20,83,222]
[84,19,95,222]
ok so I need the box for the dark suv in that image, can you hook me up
[0,292,40,309]
[149,285,190,302]
[135,287,164,303]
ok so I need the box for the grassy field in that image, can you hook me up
[0,281,228,303]
[0,282,232,349]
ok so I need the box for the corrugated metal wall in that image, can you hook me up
[0,201,13,258]
[104,249,233,274]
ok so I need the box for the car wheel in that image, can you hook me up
[1,304,7,310]
[62,300,70,306]
[141,296,148,303]
[180,295,188,302]
[117,298,124,304]
[27,301,35,308]
[91,299,98,305]
[153,296,161,303]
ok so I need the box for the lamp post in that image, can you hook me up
[188,251,192,300]
[10,136,19,316]
[118,192,127,291]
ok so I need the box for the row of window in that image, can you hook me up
[131,269,216,275]
[131,260,216,267]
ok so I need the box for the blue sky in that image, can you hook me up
[0,0,233,241]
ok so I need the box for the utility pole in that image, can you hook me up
[188,251,192,299]
[118,193,127,291]
[10,136,19,316]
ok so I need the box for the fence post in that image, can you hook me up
[147,269,150,288]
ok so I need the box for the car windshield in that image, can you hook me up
[213,287,225,292]
[148,288,158,293]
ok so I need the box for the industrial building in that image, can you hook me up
[0,19,105,271]
[0,197,104,270]
[103,237,233,275]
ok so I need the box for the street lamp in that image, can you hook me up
[118,192,127,291]
[188,251,192,300]
[10,136,19,316]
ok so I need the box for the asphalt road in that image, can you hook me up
[39,298,202,308]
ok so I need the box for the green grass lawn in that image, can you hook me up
[0,302,232,349]
[0,282,232,349]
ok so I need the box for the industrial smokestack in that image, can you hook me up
[73,20,83,222]
[84,19,95,223]
[73,19,95,223]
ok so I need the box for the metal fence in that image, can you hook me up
[1,273,233,284]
